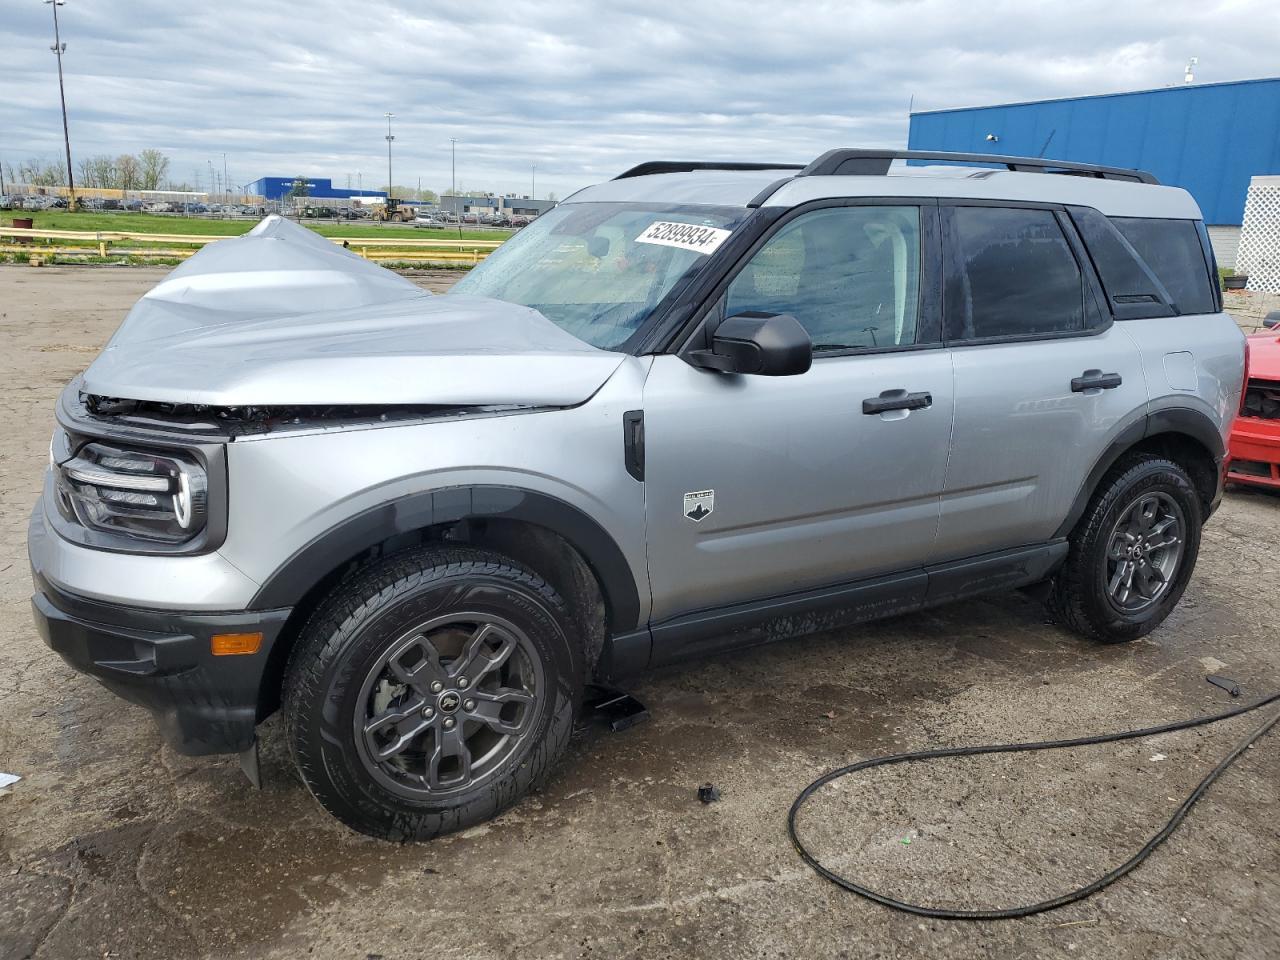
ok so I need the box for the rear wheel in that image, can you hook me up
[283,546,582,840]
[1050,455,1203,643]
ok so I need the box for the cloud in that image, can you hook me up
[4,0,1277,198]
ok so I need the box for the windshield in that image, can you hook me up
[450,202,749,350]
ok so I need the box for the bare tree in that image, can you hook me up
[77,154,117,188]
[18,157,67,186]
[116,154,141,191]
[139,149,169,190]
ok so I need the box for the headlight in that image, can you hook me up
[54,440,208,544]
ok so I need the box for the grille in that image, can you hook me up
[1241,379,1280,421]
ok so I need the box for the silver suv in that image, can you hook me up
[29,149,1244,839]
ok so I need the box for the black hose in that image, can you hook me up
[788,690,1280,920]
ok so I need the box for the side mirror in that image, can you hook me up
[1263,310,1280,330]
[689,313,812,376]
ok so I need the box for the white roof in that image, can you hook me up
[567,163,1203,220]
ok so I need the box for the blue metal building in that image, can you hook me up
[908,77,1280,225]
[244,176,387,202]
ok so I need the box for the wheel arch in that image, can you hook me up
[1054,407,1225,540]
[249,485,644,716]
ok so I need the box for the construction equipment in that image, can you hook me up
[373,198,416,223]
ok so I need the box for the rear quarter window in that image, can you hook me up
[1110,218,1216,315]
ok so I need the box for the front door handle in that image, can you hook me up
[862,390,932,415]
[1071,370,1123,392]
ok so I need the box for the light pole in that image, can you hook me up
[45,0,76,210]
[531,162,536,200]
[222,152,229,202]
[384,112,395,206]
[450,137,458,229]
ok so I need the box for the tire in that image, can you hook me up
[1050,455,1203,644]
[283,545,583,840]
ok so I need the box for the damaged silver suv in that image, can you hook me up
[30,149,1244,839]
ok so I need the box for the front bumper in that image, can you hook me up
[31,573,290,757]
[1227,418,1280,490]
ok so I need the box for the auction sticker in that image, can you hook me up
[636,221,732,255]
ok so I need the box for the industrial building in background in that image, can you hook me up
[243,176,387,203]
[908,76,1280,267]
[438,194,556,218]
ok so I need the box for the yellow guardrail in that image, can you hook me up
[2,244,491,265]
[0,225,504,248]
[0,225,500,265]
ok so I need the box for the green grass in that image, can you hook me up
[2,211,511,243]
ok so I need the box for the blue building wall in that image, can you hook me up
[908,77,1280,225]
[244,176,387,202]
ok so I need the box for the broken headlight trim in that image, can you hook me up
[54,440,208,544]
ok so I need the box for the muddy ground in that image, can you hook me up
[1,264,1278,960]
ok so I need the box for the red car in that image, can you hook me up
[1228,329,1280,489]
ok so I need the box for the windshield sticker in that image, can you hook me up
[636,221,732,255]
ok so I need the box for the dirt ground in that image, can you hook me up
[1,264,1278,960]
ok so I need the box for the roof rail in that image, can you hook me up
[799,149,1159,184]
[614,161,804,180]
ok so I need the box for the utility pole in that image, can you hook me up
[46,0,76,210]
[384,112,395,203]
[450,138,460,237]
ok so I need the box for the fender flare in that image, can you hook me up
[247,485,643,632]
[1053,406,1226,539]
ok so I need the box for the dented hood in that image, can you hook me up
[81,216,624,407]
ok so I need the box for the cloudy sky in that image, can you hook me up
[4,0,1277,199]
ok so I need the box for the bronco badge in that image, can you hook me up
[683,489,714,522]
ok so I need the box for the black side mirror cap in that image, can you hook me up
[1263,310,1280,330]
[689,312,813,376]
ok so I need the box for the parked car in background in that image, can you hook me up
[1228,328,1280,489]
[509,215,532,228]
[29,149,1243,841]
[413,216,444,228]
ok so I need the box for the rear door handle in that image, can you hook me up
[1071,370,1123,392]
[862,390,932,415]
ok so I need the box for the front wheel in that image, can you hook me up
[283,546,582,840]
[1050,455,1203,644]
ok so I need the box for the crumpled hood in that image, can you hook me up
[81,215,624,407]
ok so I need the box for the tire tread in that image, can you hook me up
[281,545,579,840]
[1050,453,1202,644]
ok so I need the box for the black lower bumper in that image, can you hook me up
[31,576,291,756]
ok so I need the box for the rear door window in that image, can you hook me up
[945,206,1085,340]
[1110,218,1216,315]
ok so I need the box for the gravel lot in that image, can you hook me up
[2,265,1278,960]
